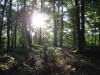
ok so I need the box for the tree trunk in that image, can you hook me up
[99,27,100,46]
[14,21,17,48]
[11,20,13,50]
[57,0,60,46]
[7,0,12,52]
[39,26,42,45]
[81,0,85,51]
[75,0,81,53]
[0,0,7,48]
[23,0,32,47]
[60,0,64,47]
[53,0,58,46]
[38,0,43,45]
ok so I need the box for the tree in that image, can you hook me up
[0,0,7,49]
[60,0,64,47]
[81,0,85,51]
[53,0,58,46]
[7,0,12,51]
[23,0,32,47]
[74,0,82,52]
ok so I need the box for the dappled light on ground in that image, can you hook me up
[0,47,100,75]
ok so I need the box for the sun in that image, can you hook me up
[31,13,44,27]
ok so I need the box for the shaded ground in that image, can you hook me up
[0,47,100,75]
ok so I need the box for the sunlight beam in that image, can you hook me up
[31,13,44,27]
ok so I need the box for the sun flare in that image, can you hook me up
[31,13,44,27]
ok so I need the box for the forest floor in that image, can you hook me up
[0,47,100,75]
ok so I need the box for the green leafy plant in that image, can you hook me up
[0,54,18,70]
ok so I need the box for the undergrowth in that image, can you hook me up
[1,46,98,75]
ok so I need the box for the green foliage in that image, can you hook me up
[35,46,62,73]
[0,36,6,50]
[0,54,18,70]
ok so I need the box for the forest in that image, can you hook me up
[0,0,100,75]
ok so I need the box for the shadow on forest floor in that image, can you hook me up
[0,47,100,75]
